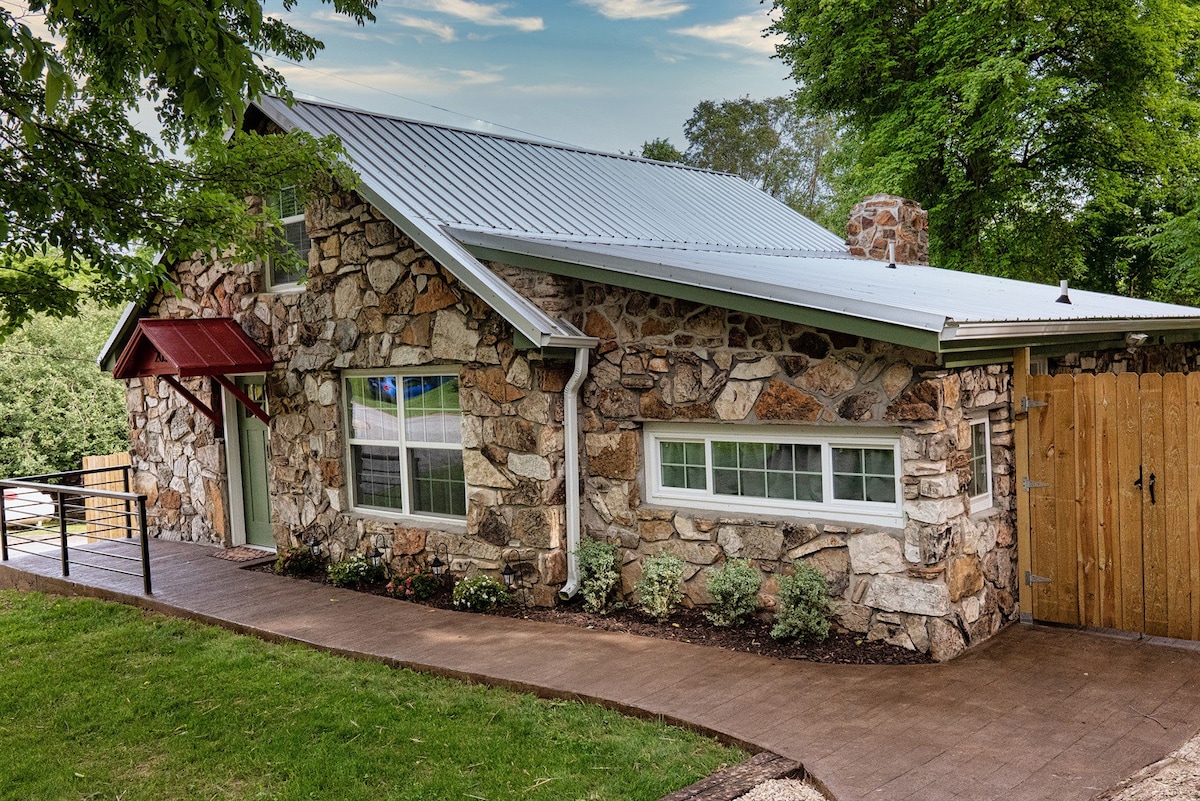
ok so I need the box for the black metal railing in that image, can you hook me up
[0,465,151,593]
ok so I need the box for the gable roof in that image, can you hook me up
[251,97,1200,360]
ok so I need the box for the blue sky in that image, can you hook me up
[269,0,794,153]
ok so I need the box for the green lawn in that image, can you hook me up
[0,592,741,801]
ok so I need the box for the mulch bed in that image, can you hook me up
[249,562,933,666]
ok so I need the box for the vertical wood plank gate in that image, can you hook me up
[1024,372,1200,639]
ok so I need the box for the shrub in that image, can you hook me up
[386,570,441,602]
[274,547,322,577]
[635,552,685,621]
[771,561,831,642]
[577,537,621,614]
[452,575,511,613]
[327,554,386,589]
[705,558,762,628]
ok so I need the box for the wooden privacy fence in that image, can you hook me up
[1025,372,1200,640]
[82,452,132,539]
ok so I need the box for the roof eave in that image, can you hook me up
[251,99,592,351]
[942,317,1200,347]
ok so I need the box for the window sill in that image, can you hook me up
[342,508,468,535]
[642,498,904,534]
[264,283,305,295]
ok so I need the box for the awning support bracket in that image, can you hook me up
[161,376,222,427]
[212,374,270,426]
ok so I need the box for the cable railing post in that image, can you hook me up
[1,490,8,561]
[122,466,133,539]
[138,496,151,594]
[58,490,69,577]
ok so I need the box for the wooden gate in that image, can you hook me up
[1025,372,1200,639]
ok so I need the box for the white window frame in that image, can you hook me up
[343,367,465,521]
[967,413,994,514]
[645,423,904,526]
[265,186,308,293]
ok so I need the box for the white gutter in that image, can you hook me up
[558,344,589,600]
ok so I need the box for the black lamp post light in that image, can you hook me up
[429,542,450,581]
[304,525,327,560]
[367,545,384,569]
[501,562,516,587]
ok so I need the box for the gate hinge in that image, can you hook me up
[1021,397,1048,412]
[1025,571,1052,586]
[1023,476,1049,491]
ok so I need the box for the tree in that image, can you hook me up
[0,0,375,338]
[640,96,846,225]
[0,292,129,476]
[769,0,1200,296]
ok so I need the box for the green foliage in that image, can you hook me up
[770,0,1200,295]
[704,558,763,628]
[771,561,830,642]
[273,548,322,577]
[0,0,372,336]
[0,296,127,476]
[326,554,385,589]
[639,96,846,226]
[577,537,621,614]
[635,552,685,621]
[0,591,742,800]
[386,569,441,602]
[452,575,511,613]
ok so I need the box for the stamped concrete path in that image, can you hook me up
[3,539,1200,801]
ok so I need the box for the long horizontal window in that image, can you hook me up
[344,372,465,519]
[647,425,902,525]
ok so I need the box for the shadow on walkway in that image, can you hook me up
[3,539,1199,801]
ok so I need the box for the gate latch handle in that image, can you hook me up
[1149,473,1156,505]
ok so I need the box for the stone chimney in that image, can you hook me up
[846,194,929,264]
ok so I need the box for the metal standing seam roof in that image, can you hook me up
[113,318,275,380]
[252,96,1200,351]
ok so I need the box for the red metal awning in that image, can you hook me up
[113,318,274,426]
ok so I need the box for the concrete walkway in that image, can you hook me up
[3,540,1200,801]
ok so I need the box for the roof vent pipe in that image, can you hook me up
[886,243,896,269]
[1056,279,1072,304]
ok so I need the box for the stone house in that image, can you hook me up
[101,97,1200,660]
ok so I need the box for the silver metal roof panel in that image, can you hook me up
[255,96,848,253]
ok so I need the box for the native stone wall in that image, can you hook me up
[484,271,1019,660]
[1046,343,1200,376]
[128,184,1018,659]
[127,190,578,602]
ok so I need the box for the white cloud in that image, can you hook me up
[671,13,781,55]
[278,61,505,97]
[578,0,688,20]
[391,13,457,42]
[398,0,544,32]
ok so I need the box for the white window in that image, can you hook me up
[265,186,309,290]
[646,424,903,526]
[344,370,465,519]
[968,414,993,513]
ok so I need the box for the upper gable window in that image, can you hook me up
[265,186,309,290]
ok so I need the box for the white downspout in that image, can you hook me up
[559,345,589,599]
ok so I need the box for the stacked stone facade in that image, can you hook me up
[126,187,1020,660]
[846,194,929,265]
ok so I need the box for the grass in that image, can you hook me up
[0,591,742,801]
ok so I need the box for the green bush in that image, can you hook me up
[577,537,621,614]
[705,558,762,628]
[273,547,322,577]
[326,554,386,589]
[386,569,441,602]
[771,561,831,642]
[452,575,511,612]
[635,552,685,621]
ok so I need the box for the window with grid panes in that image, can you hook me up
[344,372,465,518]
[967,414,992,513]
[647,426,902,525]
[265,186,309,289]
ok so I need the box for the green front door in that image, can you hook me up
[236,377,274,548]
